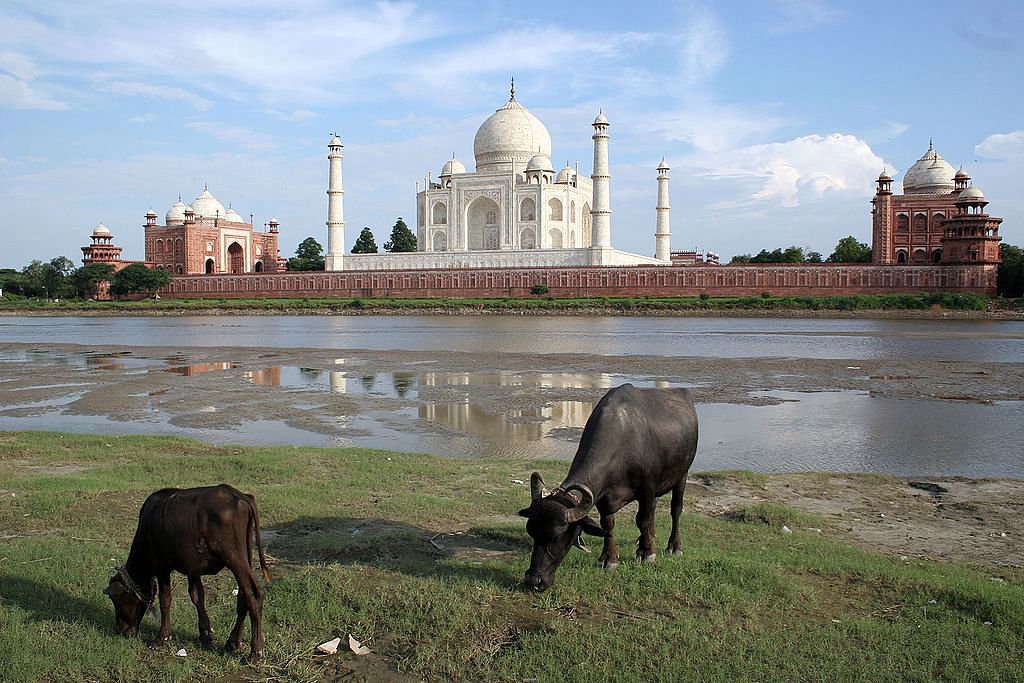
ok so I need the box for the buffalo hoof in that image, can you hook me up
[148,637,169,650]
[224,639,242,654]
[597,559,619,570]
[666,548,683,556]
[244,650,264,665]
[199,634,215,647]
[638,552,657,563]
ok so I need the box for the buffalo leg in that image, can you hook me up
[152,573,173,647]
[666,481,686,556]
[597,512,619,569]
[635,495,657,562]
[188,576,214,645]
[226,564,264,662]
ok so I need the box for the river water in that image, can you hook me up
[1,315,1022,478]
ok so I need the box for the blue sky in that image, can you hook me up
[2,0,1022,268]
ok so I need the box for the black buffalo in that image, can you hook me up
[104,484,271,661]
[518,384,698,592]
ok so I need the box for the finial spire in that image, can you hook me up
[203,182,208,191]
[928,137,933,151]
[510,76,516,101]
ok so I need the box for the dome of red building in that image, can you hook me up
[902,144,955,195]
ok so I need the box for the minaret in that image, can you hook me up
[590,110,612,256]
[655,158,671,261]
[325,134,345,271]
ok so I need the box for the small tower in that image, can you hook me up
[590,110,612,260]
[870,168,894,264]
[655,158,671,261]
[941,185,1002,264]
[325,134,346,272]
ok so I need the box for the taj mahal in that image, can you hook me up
[325,82,672,271]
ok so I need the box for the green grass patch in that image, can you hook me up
[1,431,1021,682]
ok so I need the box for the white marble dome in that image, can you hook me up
[191,188,227,219]
[526,152,553,173]
[441,157,467,176]
[958,186,985,201]
[224,207,244,222]
[556,164,575,183]
[903,146,955,195]
[473,95,551,173]
[166,200,187,224]
[92,223,111,237]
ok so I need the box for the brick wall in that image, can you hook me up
[161,263,998,299]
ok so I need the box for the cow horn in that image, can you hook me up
[530,472,546,501]
[562,484,594,524]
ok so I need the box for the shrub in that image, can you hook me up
[530,284,550,296]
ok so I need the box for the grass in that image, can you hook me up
[0,291,998,314]
[1,430,1022,682]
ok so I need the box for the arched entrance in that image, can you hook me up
[228,242,244,273]
[466,196,500,250]
[205,258,215,274]
[254,260,264,272]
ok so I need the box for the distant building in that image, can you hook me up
[144,186,281,274]
[871,143,1002,265]
[80,223,147,299]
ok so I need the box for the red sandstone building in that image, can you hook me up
[871,143,1001,266]
[143,187,281,275]
[80,223,149,299]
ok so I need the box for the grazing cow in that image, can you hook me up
[104,484,271,661]
[518,384,698,592]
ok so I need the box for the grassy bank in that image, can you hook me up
[1,431,1022,682]
[0,291,1013,316]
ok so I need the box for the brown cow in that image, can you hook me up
[104,484,271,661]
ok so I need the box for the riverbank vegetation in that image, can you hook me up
[1,431,1021,682]
[0,291,1011,316]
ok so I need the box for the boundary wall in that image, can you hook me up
[162,263,998,299]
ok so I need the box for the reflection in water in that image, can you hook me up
[165,362,238,376]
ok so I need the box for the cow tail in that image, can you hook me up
[246,494,272,584]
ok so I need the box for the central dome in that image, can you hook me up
[473,94,551,174]
[903,145,956,195]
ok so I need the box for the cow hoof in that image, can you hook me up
[597,559,619,570]
[638,552,657,563]
[667,548,683,556]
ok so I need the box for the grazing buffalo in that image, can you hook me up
[519,384,698,592]
[104,484,271,661]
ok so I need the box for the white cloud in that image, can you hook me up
[679,8,729,85]
[684,133,886,208]
[0,73,67,110]
[129,112,155,124]
[101,81,212,110]
[186,122,277,151]
[975,131,1024,161]
[0,51,38,80]
[266,109,319,123]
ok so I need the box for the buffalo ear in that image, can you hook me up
[577,516,610,538]
[518,507,532,518]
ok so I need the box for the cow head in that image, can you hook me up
[103,569,153,636]
[518,472,609,592]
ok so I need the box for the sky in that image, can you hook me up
[2,0,1022,269]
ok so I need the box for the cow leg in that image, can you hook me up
[635,495,657,563]
[188,576,214,646]
[596,512,619,570]
[151,573,173,647]
[226,564,264,662]
[666,481,686,556]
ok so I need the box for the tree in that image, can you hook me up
[70,262,116,299]
[805,251,823,263]
[287,237,325,271]
[44,256,76,299]
[998,243,1024,298]
[110,264,170,297]
[730,254,752,264]
[21,260,47,297]
[384,217,417,253]
[828,236,872,263]
[351,227,379,254]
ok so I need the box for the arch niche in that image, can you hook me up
[548,228,563,248]
[520,198,536,221]
[548,198,563,221]
[433,231,448,251]
[520,228,537,249]
[254,260,264,272]
[432,202,448,225]
[466,196,500,250]
[205,258,215,274]
[228,242,244,273]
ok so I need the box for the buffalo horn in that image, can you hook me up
[530,472,546,501]
[562,484,595,523]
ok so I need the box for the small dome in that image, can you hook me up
[224,208,244,223]
[593,110,609,125]
[441,157,466,176]
[268,216,279,225]
[903,145,955,195]
[191,188,227,219]
[329,135,343,147]
[145,209,157,218]
[166,200,187,224]
[958,186,985,201]
[657,158,670,171]
[878,169,892,181]
[473,93,552,173]
[955,167,970,179]
[526,152,553,173]
[555,164,575,183]
[92,223,111,237]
